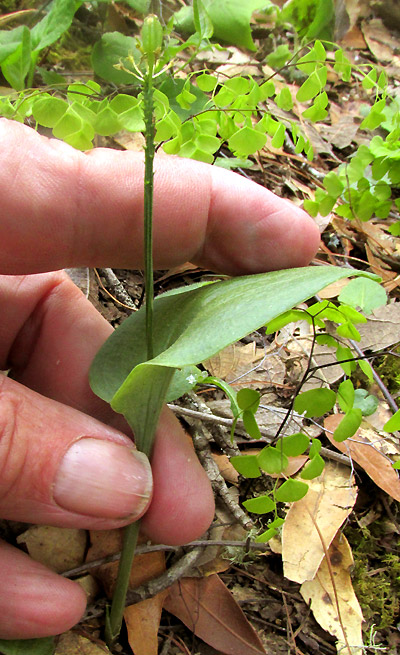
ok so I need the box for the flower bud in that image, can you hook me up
[140,14,163,60]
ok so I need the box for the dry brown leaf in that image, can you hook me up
[55,631,109,654]
[124,591,168,655]
[356,303,400,350]
[203,342,261,379]
[282,462,357,583]
[16,526,86,573]
[164,574,266,655]
[301,533,364,655]
[76,574,100,604]
[212,453,239,484]
[324,415,400,501]
[362,18,400,69]
[87,530,165,597]
[318,277,350,299]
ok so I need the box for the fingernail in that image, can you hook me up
[53,438,152,519]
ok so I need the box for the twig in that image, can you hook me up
[185,392,241,457]
[95,267,137,310]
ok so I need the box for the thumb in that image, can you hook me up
[0,375,153,528]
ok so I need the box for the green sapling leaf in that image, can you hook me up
[258,446,288,474]
[338,277,387,315]
[294,388,336,418]
[255,517,285,543]
[242,410,261,440]
[275,479,308,503]
[384,409,400,433]
[308,438,322,458]
[300,453,325,480]
[243,495,276,514]
[230,454,261,478]
[337,379,355,413]
[353,389,378,416]
[276,433,309,457]
[333,408,362,442]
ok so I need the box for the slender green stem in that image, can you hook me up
[143,69,155,360]
[104,520,140,646]
[105,65,157,650]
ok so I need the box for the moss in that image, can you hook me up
[345,523,400,630]
[373,347,400,393]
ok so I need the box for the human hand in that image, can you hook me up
[0,118,320,639]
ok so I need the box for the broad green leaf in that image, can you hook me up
[196,73,217,92]
[300,453,325,479]
[91,33,140,85]
[277,433,309,457]
[230,454,261,478]
[358,358,374,383]
[31,0,77,51]
[243,495,275,514]
[255,517,284,542]
[294,388,336,418]
[93,106,121,136]
[174,0,266,51]
[323,171,344,198]
[271,122,285,148]
[276,87,293,111]
[275,479,308,503]
[1,26,31,90]
[0,26,26,63]
[0,637,54,655]
[384,409,400,433]
[282,1,334,41]
[333,408,362,442]
[296,67,327,102]
[336,345,356,376]
[353,389,378,416]
[90,267,376,454]
[242,410,261,439]
[309,438,322,457]
[393,460,400,470]
[257,446,288,474]
[338,277,386,315]
[193,0,214,39]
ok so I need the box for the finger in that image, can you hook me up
[0,118,320,276]
[2,273,215,544]
[0,540,86,639]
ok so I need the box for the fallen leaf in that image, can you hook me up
[76,574,100,604]
[16,526,86,573]
[54,632,109,654]
[124,591,168,655]
[318,278,350,299]
[282,462,357,583]
[87,530,165,597]
[324,415,400,502]
[212,453,239,484]
[356,303,400,351]
[362,18,400,70]
[203,342,261,379]
[301,533,364,655]
[164,574,266,655]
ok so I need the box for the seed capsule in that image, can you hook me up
[140,14,163,60]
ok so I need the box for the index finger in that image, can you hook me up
[0,118,319,275]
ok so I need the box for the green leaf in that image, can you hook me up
[294,388,336,418]
[337,379,354,413]
[91,33,140,85]
[196,73,217,92]
[243,495,276,514]
[228,125,267,156]
[1,25,31,90]
[90,267,376,455]
[309,438,322,457]
[0,637,55,655]
[353,389,378,416]
[336,345,356,376]
[333,408,362,442]
[258,446,288,474]
[271,122,285,148]
[32,95,68,127]
[237,388,260,412]
[255,517,284,542]
[193,0,214,39]
[384,409,400,433]
[0,26,26,62]
[31,0,77,51]
[242,410,261,440]
[276,87,293,111]
[174,0,266,51]
[300,453,325,479]
[323,171,344,198]
[338,278,386,315]
[277,433,309,457]
[275,479,308,503]
[296,67,327,102]
[230,454,261,478]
